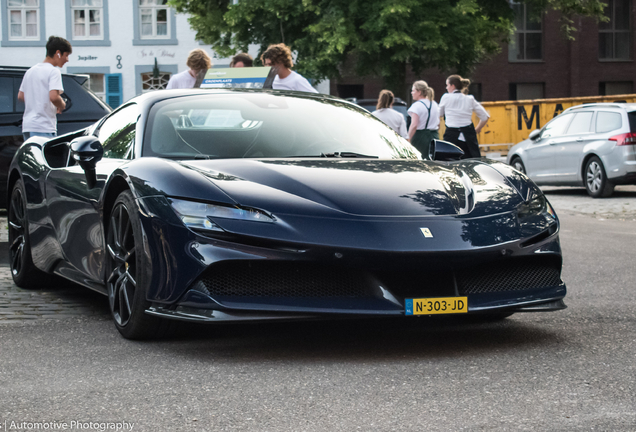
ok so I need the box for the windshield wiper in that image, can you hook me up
[320,152,378,158]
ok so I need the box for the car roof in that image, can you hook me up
[565,102,636,112]
[0,65,89,85]
[123,88,359,112]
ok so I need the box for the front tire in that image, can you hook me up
[106,190,172,339]
[510,157,526,174]
[585,156,614,198]
[8,180,48,288]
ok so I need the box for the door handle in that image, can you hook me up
[548,140,556,145]
[576,137,584,142]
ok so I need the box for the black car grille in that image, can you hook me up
[456,258,562,294]
[193,257,562,299]
[196,261,371,298]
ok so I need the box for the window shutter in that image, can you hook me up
[105,73,123,108]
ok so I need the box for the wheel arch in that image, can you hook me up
[102,175,132,234]
[580,153,600,184]
[7,168,22,208]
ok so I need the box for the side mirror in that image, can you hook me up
[429,139,464,161]
[528,129,541,141]
[71,136,103,189]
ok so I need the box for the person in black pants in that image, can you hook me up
[438,74,489,158]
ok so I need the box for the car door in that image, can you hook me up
[524,113,574,183]
[552,111,594,183]
[0,76,25,208]
[45,104,138,284]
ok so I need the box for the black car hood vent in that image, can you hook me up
[179,159,518,218]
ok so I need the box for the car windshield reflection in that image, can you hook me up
[143,93,420,160]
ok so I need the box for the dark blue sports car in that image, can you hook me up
[7,89,566,339]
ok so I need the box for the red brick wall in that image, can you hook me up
[331,8,636,103]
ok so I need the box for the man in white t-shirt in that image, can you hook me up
[166,49,212,89]
[260,43,318,93]
[18,36,72,141]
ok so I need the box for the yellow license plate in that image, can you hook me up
[405,297,468,315]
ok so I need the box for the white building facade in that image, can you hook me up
[0,0,328,108]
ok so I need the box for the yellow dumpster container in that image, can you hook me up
[438,93,636,159]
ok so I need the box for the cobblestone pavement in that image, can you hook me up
[0,184,635,323]
[542,185,636,221]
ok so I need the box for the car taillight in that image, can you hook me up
[609,133,636,146]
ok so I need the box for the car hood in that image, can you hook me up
[177,159,525,218]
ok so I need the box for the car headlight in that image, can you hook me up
[517,193,555,220]
[168,198,275,232]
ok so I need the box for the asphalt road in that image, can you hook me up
[0,186,635,431]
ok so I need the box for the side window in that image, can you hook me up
[566,112,593,135]
[541,113,573,139]
[0,77,13,113]
[596,111,623,133]
[97,104,139,159]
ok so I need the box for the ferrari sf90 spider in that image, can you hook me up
[7,89,566,339]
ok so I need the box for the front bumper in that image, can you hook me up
[145,292,567,323]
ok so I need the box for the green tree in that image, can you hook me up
[169,0,606,98]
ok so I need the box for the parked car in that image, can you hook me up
[507,103,636,197]
[8,88,566,340]
[0,66,112,208]
[348,97,411,129]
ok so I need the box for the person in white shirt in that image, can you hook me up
[166,49,212,89]
[260,44,318,93]
[407,80,440,158]
[372,90,407,139]
[438,74,489,158]
[18,36,72,141]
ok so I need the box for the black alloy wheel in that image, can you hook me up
[8,180,47,288]
[584,156,614,198]
[106,190,171,339]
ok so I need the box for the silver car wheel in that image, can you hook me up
[512,158,525,174]
[586,161,602,193]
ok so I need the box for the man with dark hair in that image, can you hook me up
[260,43,317,93]
[18,36,72,140]
[230,53,253,68]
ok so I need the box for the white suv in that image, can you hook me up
[507,103,636,197]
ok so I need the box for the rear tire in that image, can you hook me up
[510,157,526,174]
[106,190,174,340]
[8,180,48,288]
[585,156,614,198]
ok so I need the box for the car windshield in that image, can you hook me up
[143,92,420,160]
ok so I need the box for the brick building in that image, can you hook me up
[331,0,636,103]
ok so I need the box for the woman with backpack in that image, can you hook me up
[407,80,439,159]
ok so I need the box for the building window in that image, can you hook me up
[468,83,483,101]
[508,1,542,61]
[599,0,631,60]
[141,71,171,92]
[133,0,176,45]
[71,0,102,39]
[336,84,364,100]
[81,73,106,101]
[8,0,39,40]
[140,0,169,39]
[509,83,544,100]
[599,81,633,95]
